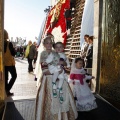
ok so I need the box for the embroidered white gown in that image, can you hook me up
[68,59,97,111]
[35,51,78,120]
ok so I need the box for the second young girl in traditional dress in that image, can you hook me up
[69,58,97,111]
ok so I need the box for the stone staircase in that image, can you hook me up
[64,0,85,64]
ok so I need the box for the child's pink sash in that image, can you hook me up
[70,74,85,85]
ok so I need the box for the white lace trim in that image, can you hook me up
[76,100,97,111]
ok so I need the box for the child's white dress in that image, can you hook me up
[69,59,97,111]
[46,52,70,81]
[45,52,64,80]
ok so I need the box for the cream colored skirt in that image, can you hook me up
[35,75,78,120]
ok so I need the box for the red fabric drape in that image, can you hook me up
[43,0,70,47]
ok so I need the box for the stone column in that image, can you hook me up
[92,0,102,93]
[0,0,5,112]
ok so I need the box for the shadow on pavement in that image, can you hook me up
[4,99,35,120]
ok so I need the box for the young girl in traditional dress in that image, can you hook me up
[43,41,70,104]
[69,57,97,111]
[35,36,78,120]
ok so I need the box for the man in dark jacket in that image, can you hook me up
[27,40,36,73]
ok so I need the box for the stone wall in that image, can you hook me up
[100,0,120,108]
[93,0,120,108]
[92,0,102,93]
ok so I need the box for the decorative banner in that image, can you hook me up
[44,0,70,47]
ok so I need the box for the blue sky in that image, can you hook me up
[4,0,50,42]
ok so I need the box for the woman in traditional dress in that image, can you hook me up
[34,36,78,120]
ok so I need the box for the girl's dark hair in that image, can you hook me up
[53,42,64,49]
[42,36,53,44]
[75,57,85,67]
[84,34,89,38]
[89,36,94,41]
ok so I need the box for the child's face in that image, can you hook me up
[75,60,83,69]
[43,39,53,51]
[55,44,64,53]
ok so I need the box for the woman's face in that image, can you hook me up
[43,39,53,51]
[75,60,83,69]
[84,36,88,42]
[89,39,93,44]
